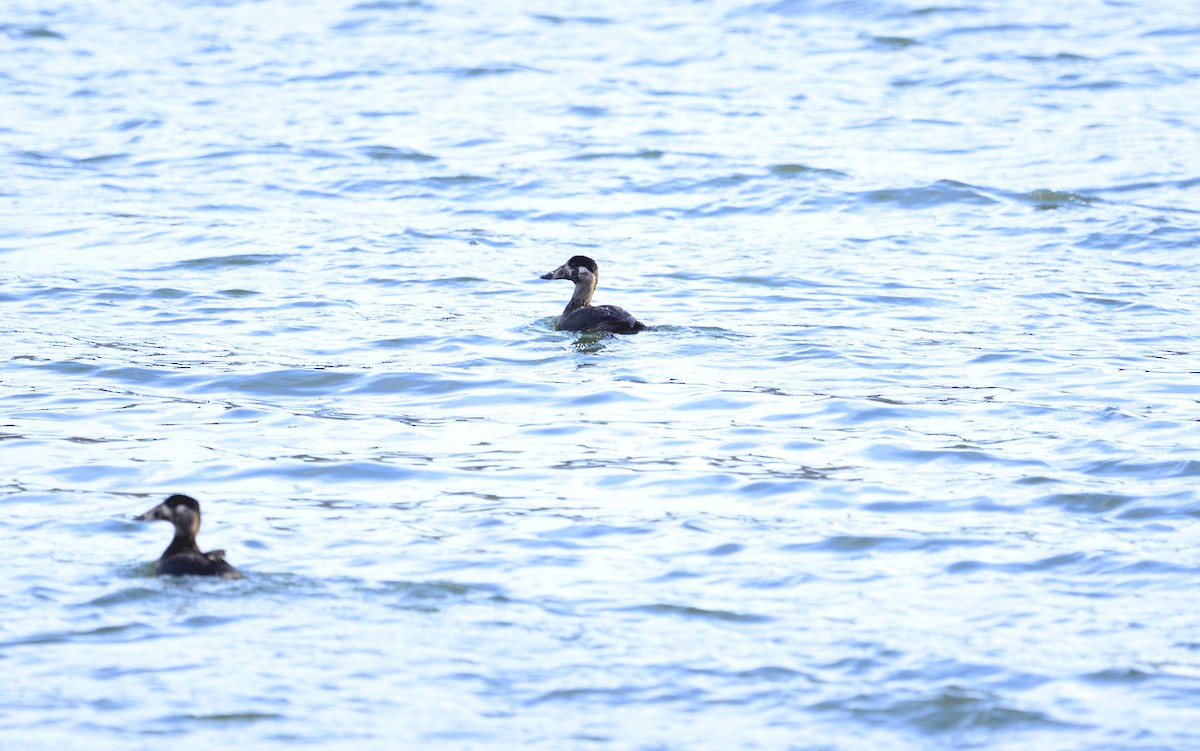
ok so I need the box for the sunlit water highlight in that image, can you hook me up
[3,0,1200,748]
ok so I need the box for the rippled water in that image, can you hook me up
[4,0,1200,747]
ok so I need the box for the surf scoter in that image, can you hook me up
[135,494,242,579]
[540,255,647,334]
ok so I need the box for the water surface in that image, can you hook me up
[3,0,1200,748]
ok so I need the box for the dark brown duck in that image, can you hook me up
[540,255,647,334]
[135,494,242,579]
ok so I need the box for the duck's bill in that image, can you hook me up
[540,263,570,280]
[134,503,169,522]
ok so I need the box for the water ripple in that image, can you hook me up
[4,0,1200,748]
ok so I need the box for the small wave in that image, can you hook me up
[630,174,754,195]
[352,0,429,9]
[167,253,290,270]
[359,145,438,162]
[567,105,609,117]
[72,153,128,167]
[220,459,439,484]
[759,0,908,20]
[350,372,547,397]
[867,443,1043,469]
[1019,189,1098,210]
[1037,492,1135,514]
[1,24,65,40]
[435,64,544,77]
[540,523,655,541]
[285,70,383,83]
[79,587,162,607]
[1084,667,1153,684]
[179,614,238,628]
[565,390,649,407]
[159,711,283,723]
[569,149,665,161]
[362,579,507,608]
[623,603,773,624]
[902,6,983,18]
[531,13,614,25]
[785,535,989,555]
[1081,459,1200,480]
[870,35,920,49]
[855,180,998,208]
[113,117,161,132]
[813,685,1073,733]
[0,622,156,648]
[193,368,361,397]
[935,23,1071,39]
[96,364,204,386]
[947,552,1089,575]
[1046,79,1128,91]
[770,163,849,179]
[527,686,646,706]
[1116,496,1200,521]
[193,203,264,212]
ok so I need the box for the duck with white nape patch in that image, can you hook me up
[539,255,647,334]
[134,494,242,579]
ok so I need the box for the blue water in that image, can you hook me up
[3,0,1200,748]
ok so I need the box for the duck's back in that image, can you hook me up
[157,550,242,579]
[560,304,646,334]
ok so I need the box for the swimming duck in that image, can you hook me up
[135,494,242,579]
[540,255,647,334]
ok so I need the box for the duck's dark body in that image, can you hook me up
[560,304,645,334]
[156,544,240,578]
[136,494,242,579]
[540,255,647,334]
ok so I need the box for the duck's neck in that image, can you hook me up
[564,275,596,316]
[163,531,202,558]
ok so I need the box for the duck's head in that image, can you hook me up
[540,255,598,284]
[136,494,201,537]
